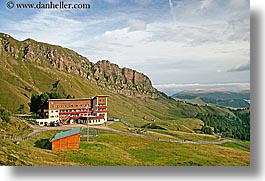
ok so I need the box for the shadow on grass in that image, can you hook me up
[34,139,52,150]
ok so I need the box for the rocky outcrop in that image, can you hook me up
[93,60,158,97]
[0,33,160,98]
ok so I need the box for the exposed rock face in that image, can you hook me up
[94,60,158,97]
[0,33,159,98]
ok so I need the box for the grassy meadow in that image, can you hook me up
[0,129,250,166]
[0,117,33,137]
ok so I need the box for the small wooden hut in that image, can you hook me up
[51,127,82,150]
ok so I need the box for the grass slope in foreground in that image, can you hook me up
[0,117,33,137]
[0,130,250,166]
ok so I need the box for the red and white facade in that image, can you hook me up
[37,96,108,126]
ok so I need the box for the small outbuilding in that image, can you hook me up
[51,127,82,150]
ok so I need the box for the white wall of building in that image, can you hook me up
[36,118,59,126]
[49,110,59,119]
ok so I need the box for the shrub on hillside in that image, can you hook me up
[0,106,10,123]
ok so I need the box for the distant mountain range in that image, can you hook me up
[172,90,250,108]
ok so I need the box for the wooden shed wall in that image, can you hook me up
[52,134,80,150]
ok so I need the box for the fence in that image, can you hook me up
[120,118,134,127]
[0,131,43,141]
[80,128,99,142]
[91,127,250,147]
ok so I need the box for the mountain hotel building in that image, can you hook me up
[36,95,108,126]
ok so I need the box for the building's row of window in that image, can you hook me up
[90,120,102,123]
[51,109,93,113]
[50,104,90,108]
[79,113,91,116]
[98,108,107,111]
[98,101,106,104]
[50,110,59,113]
[39,121,58,126]
[78,119,103,124]
[50,115,59,118]
[97,104,106,106]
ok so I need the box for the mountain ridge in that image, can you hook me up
[0,33,160,99]
[173,89,250,99]
[177,90,232,94]
[172,89,250,108]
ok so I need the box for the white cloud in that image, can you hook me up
[230,0,248,8]
[128,19,147,31]
[200,0,213,10]
[167,0,249,24]
[168,0,210,21]
[90,20,249,60]
[5,10,87,45]
[97,27,150,44]
[3,9,124,48]
[76,20,249,86]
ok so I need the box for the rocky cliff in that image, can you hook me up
[0,33,159,98]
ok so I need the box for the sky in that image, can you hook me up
[0,0,250,95]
